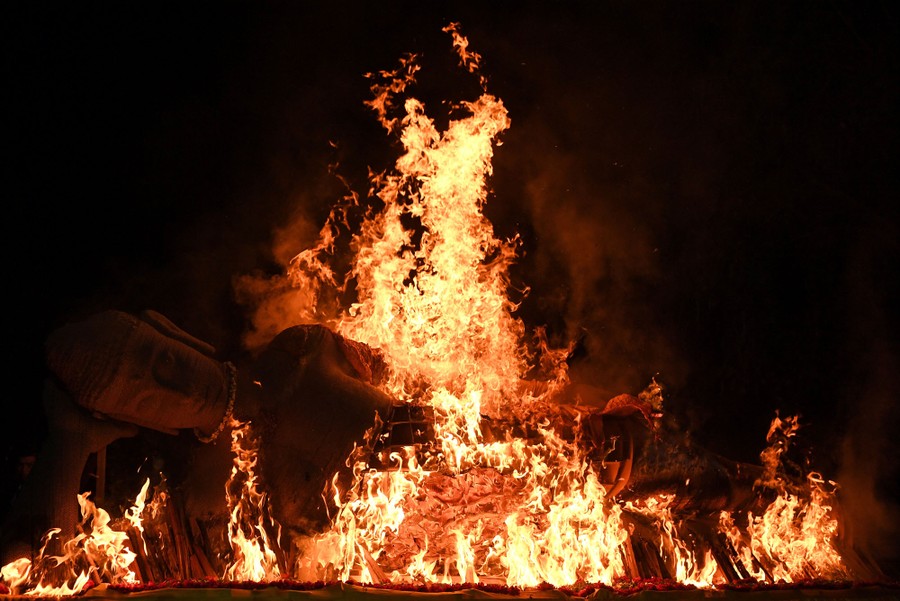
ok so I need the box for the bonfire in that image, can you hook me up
[0,24,874,598]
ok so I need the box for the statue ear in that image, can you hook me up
[139,310,217,357]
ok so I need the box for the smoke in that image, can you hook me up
[512,141,685,401]
[233,204,327,352]
[836,217,900,579]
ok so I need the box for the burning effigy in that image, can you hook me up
[0,24,888,598]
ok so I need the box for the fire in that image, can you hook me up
[1,493,139,596]
[747,473,847,582]
[718,415,849,584]
[625,495,723,588]
[284,25,855,588]
[224,416,284,582]
[289,24,628,587]
[124,478,151,556]
[1,23,859,596]
[0,416,289,595]
[719,415,850,582]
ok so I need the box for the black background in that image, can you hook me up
[7,1,899,577]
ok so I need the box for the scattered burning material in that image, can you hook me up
[0,492,139,596]
[0,23,886,598]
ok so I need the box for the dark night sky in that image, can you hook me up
[7,0,900,574]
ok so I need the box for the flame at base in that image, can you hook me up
[0,415,855,595]
[1,492,139,597]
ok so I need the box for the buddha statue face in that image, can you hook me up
[45,310,230,438]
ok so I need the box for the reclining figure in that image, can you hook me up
[0,309,763,568]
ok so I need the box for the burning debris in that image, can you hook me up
[0,24,879,597]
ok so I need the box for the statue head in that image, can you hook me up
[45,309,231,439]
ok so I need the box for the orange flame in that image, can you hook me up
[746,473,848,583]
[625,494,724,587]
[281,24,857,589]
[4,24,857,596]
[718,415,849,583]
[224,416,284,582]
[1,492,138,596]
[287,27,636,586]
